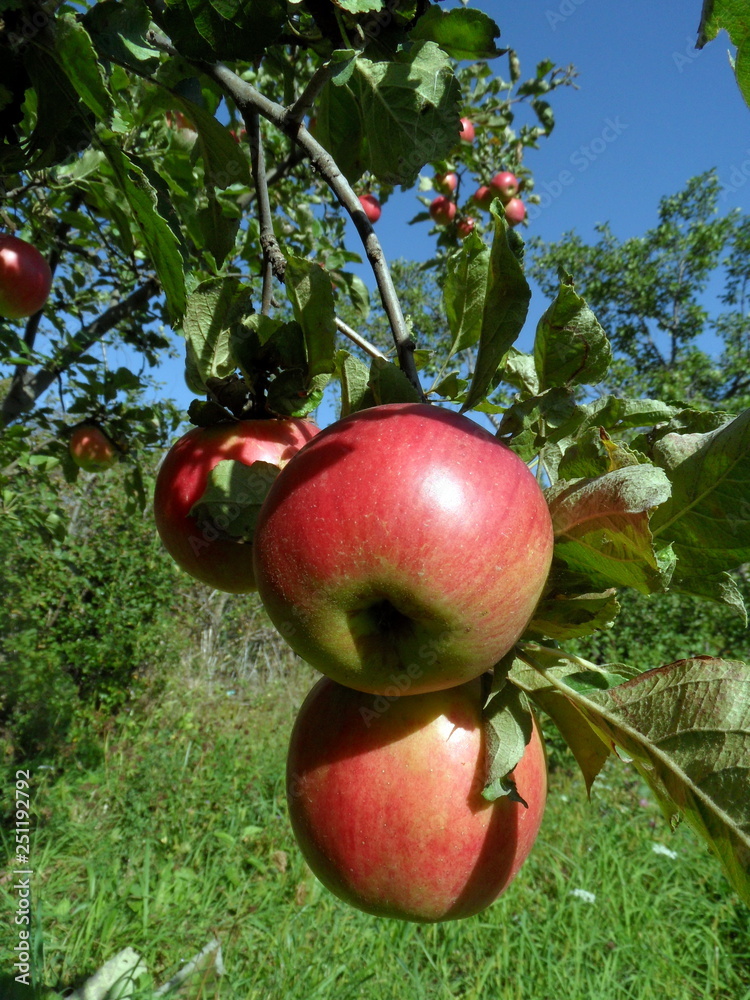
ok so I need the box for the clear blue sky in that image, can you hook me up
[141,0,750,423]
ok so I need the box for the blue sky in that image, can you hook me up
[141,0,750,423]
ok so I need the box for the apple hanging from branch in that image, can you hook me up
[287,675,548,922]
[253,403,554,695]
[0,234,52,320]
[68,423,118,473]
[154,418,319,593]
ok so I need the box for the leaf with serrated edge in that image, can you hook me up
[51,15,114,122]
[190,460,280,540]
[547,465,672,594]
[517,646,750,904]
[509,652,614,795]
[365,357,421,407]
[697,0,750,108]
[651,408,750,578]
[285,257,337,381]
[533,274,612,390]
[183,279,249,394]
[101,145,186,319]
[482,680,533,803]
[524,585,620,642]
[336,350,370,416]
[351,41,461,186]
[444,233,490,357]
[462,207,531,412]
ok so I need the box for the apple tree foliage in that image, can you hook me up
[0,0,749,906]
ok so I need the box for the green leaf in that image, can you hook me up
[410,6,503,61]
[183,278,252,394]
[336,350,371,417]
[336,0,384,12]
[502,348,539,397]
[482,679,533,803]
[576,396,680,435]
[444,231,490,357]
[650,408,750,578]
[151,0,287,61]
[84,0,161,75]
[558,426,645,481]
[496,387,579,463]
[509,651,619,794]
[101,145,187,319]
[190,459,281,540]
[462,209,531,412]
[520,647,750,905]
[168,92,251,190]
[533,272,612,390]
[671,571,748,624]
[321,41,461,186]
[266,368,330,418]
[547,464,673,594]
[284,257,337,381]
[524,571,620,642]
[365,356,422,406]
[698,0,750,108]
[51,14,114,122]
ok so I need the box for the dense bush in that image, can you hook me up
[0,460,187,772]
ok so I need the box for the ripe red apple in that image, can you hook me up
[434,171,458,195]
[69,424,118,473]
[459,117,475,143]
[456,216,476,238]
[473,185,495,211]
[154,418,319,594]
[504,197,527,226]
[287,675,548,922]
[358,194,381,223]
[429,196,457,226]
[253,403,554,694]
[490,171,520,203]
[0,234,52,320]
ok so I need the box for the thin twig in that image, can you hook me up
[335,317,388,360]
[246,109,277,314]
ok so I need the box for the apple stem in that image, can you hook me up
[145,31,426,402]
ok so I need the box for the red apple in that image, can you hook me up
[434,171,458,195]
[459,117,475,143]
[490,171,520,203]
[359,194,381,223]
[253,403,554,694]
[456,216,476,238]
[473,185,496,211]
[0,234,52,320]
[504,197,527,226]
[154,418,319,594]
[429,196,457,226]
[69,424,118,473]
[287,675,548,922]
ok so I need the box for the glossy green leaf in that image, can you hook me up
[698,0,750,108]
[444,231,490,357]
[410,6,503,61]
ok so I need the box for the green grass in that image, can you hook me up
[2,659,749,1000]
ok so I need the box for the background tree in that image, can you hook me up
[526,171,750,410]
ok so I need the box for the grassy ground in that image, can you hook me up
[2,657,749,1000]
